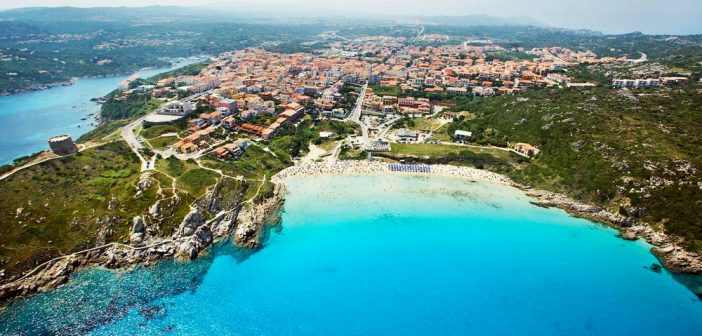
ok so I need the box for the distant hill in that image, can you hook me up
[0,6,223,22]
[400,14,543,27]
[0,20,45,35]
[0,6,542,28]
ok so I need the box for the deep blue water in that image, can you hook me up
[1,174,701,335]
[0,58,205,164]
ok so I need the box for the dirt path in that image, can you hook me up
[0,142,108,181]
[244,174,268,204]
[195,159,242,180]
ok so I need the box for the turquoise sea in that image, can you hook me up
[0,58,205,165]
[1,174,701,335]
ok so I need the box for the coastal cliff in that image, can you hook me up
[234,183,285,249]
[0,179,285,305]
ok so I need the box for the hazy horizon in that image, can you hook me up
[0,0,701,35]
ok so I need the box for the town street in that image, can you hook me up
[346,83,370,147]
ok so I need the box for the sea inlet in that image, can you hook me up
[0,57,205,165]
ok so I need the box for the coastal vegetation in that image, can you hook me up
[0,142,146,277]
[201,144,291,180]
[76,119,130,142]
[439,84,702,249]
[0,140,258,282]
[383,143,521,173]
[140,125,183,139]
[100,91,162,121]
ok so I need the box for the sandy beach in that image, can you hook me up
[272,159,702,274]
[273,160,513,185]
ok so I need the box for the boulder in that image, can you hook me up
[129,232,143,244]
[149,201,160,217]
[619,230,638,241]
[188,247,198,260]
[132,216,145,234]
[175,241,198,260]
[180,208,204,236]
[195,225,213,245]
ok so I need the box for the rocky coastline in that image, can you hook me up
[234,183,285,249]
[0,79,76,96]
[0,71,144,96]
[0,176,285,306]
[524,189,702,274]
[1,159,700,306]
[0,57,208,97]
[276,160,702,275]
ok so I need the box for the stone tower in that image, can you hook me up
[48,135,79,156]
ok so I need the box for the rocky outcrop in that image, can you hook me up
[526,189,702,274]
[619,230,638,241]
[135,172,154,198]
[130,216,146,243]
[180,208,205,236]
[0,190,253,304]
[234,183,284,249]
[148,200,160,217]
[653,246,702,274]
[526,190,637,227]
[174,224,214,260]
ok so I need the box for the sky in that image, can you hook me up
[0,0,701,35]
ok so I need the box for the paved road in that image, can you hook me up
[627,52,648,64]
[328,31,350,41]
[121,89,216,171]
[347,83,367,124]
[346,83,371,147]
[414,25,425,41]
[121,115,151,171]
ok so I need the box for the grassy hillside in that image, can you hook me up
[0,142,148,276]
[442,84,702,248]
[0,141,252,280]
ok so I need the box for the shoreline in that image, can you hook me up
[273,160,513,185]
[2,160,700,306]
[274,160,702,275]
[0,177,284,306]
[0,56,209,97]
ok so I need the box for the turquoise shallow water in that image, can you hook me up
[1,174,701,335]
[0,58,205,164]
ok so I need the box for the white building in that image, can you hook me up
[446,87,468,95]
[162,101,194,116]
[396,129,419,142]
[454,130,473,141]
